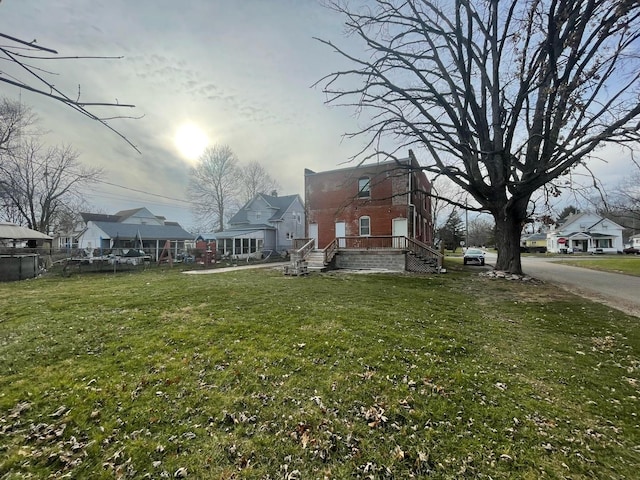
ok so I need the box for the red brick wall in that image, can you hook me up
[305,160,432,249]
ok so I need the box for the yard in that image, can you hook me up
[556,256,640,277]
[1,263,638,478]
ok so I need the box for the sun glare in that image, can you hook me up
[174,123,209,162]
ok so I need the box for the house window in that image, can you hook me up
[358,177,371,198]
[359,216,371,236]
[256,212,261,220]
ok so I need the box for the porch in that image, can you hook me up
[288,236,443,274]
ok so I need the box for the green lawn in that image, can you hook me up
[557,256,640,277]
[1,263,638,478]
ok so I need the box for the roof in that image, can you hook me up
[81,207,168,224]
[91,222,193,240]
[558,212,624,231]
[260,193,301,221]
[523,232,547,241]
[114,208,146,220]
[304,157,412,176]
[195,232,218,241]
[0,223,52,240]
[215,226,275,239]
[81,212,122,223]
[228,193,302,225]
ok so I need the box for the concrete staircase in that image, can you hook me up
[305,250,327,272]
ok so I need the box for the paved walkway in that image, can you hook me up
[182,262,288,275]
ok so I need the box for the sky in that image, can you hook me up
[1,1,636,231]
[1,0,371,230]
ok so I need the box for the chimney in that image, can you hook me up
[271,190,278,197]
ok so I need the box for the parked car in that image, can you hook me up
[463,248,485,266]
[623,246,640,254]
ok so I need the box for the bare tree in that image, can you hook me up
[188,144,241,232]
[430,176,465,240]
[240,161,280,204]
[317,0,640,274]
[0,98,36,152]
[0,31,139,151]
[467,217,495,248]
[0,138,102,233]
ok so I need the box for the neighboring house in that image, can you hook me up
[546,212,624,253]
[76,207,193,260]
[521,232,548,253]
[629,234,640,248]
[215,192,305,259]
[304,153,432,249]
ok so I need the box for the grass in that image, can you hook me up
[1,262,639,478]
[556,256,640,277]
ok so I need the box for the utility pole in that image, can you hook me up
[465,196,469,248]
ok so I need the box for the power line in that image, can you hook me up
[2,151,195,205]
[94,178,192,205]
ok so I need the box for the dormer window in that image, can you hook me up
[358,177,371,198]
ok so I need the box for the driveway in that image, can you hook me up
[484,253,640,317]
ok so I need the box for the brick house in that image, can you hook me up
[304,153,433,249]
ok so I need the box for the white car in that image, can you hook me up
[463,248,485,266]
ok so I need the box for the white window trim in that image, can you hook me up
[359,216,371,236]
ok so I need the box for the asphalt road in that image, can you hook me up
[484,252,640,317]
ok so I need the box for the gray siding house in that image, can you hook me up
[216,193,305,259]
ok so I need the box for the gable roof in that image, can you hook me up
[114,207,146,219]
[81,212,121,223]
[558,212,624,232]
[260,193,301,221]
[81,207,168,225]
[228,193,302,225]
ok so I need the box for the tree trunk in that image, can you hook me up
[493,212,525,275]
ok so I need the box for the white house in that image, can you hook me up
[547,212,624,254]
[629,234,640,249]
[76,207,193,260]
